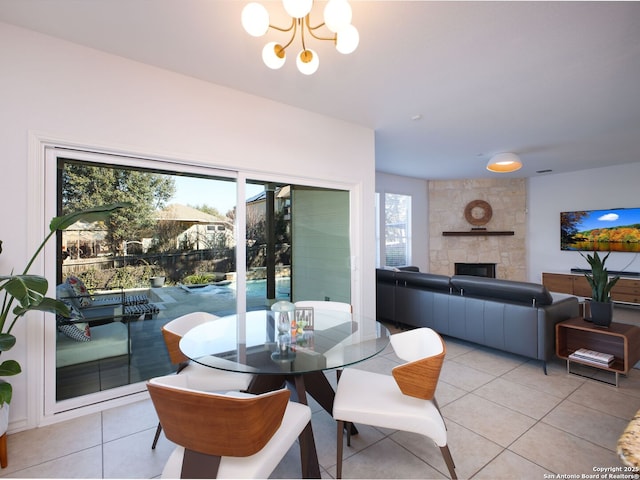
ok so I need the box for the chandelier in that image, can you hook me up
[241,0,359,75]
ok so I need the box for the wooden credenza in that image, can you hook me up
[542,272,640,305]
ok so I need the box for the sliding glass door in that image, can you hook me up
[45,148,352,410]
[55,156,242,401]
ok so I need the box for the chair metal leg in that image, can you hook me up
[336,420,344,479]
[151,422,163,449]
[440,445,457,479]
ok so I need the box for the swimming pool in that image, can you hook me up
[245,277,291,299]
[182,277,291,300]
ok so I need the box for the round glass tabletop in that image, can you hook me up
[179,309,390,375]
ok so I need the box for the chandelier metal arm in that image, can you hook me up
[265,17,298,54]
[300,18,307,52]
[268,17,296,33]
[305,15,336,42]
[280,19,298,52]
[306,16,325,31]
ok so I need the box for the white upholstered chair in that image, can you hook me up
[332,327,457,479]
[151,312,254,449]
[294,300,353,377]
[147,373,313,479]
[294,300,352,331]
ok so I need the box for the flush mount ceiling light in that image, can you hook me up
[241,0,359,75]
[486,152,523,173]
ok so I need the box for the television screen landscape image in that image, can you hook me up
[561,208,640,252]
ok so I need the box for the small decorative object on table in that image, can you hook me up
[294,307,314,330]
[271,301,295,355]
[271,301,295,328]
[568,348,614,366]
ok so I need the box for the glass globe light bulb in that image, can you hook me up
[336,24,359,54]
[296,49,319,75]
[262,42,286,69]
[241,2,270,37]
[282,0,313,19]
[324,0,352,33]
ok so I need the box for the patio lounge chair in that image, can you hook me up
[57,276,159,324]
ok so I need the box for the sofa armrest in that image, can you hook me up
[397,266,420,272]
[537,295,580,361]
[376,268,397,285]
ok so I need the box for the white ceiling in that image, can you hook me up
[2,0,639,180]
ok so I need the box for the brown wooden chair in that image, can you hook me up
[151,312,254,449]
[333,327,457,479]
[147,374,313,478]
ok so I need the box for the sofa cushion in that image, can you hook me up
[66,276,92,307]
[57,282,81,309]
[58,322,91,342]
[57,301,91,342]
[450,275,554,306]
[56,321,129,368]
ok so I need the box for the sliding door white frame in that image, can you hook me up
[28,133,360,426]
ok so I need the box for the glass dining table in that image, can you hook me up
[179,308,391,478]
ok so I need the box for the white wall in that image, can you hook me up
[0,22,375,429]
[375,172,429,271]
[528,162,640,283]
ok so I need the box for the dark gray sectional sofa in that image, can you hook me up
[376,268,580,373]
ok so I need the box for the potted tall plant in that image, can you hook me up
[580,251,620,327]
[0,203,129,418]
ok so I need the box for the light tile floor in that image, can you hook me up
[2,313,640,479]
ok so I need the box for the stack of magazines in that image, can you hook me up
[568,348,614,366]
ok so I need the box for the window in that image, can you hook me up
[377,193,411,267]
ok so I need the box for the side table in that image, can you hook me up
[556,317,640,387]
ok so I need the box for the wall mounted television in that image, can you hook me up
[561,207,640,252]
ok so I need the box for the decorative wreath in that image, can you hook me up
[464,200,492,226]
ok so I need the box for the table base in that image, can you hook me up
[248,371,357,478]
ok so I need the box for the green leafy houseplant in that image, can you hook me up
[579,251,620,302]
[580,251,620,327]
[0,203,130,406]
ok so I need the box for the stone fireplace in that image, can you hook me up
[428,178,527,281]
